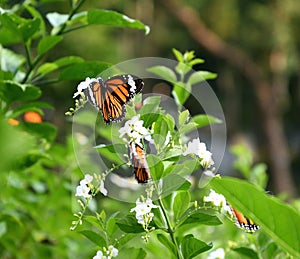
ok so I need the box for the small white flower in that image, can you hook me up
[200,150,214,168]
[183,138,206,156]
[207,248,225,259]
[119,115,151,144]
[183,138,214,169]
[75,184,91,199]
[93,250,106,259]
[73,77,97,98]
[131,198,158,226]
[80,174,93,185]
[203,189,226,208]
[107,245,118,257]
[100,180,108,196]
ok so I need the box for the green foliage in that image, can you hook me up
[1,1,299,258]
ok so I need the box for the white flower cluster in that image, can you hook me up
[130,198,158,226]
[93,245,118,259]
[73,77,97,98]
[203,189,231,214]
[119,115,151,145]
[75,174,107,199]
[207,248,225,259]
[183,138,214,169]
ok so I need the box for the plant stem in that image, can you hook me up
[157,198,182,259]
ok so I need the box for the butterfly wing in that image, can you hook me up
[84,75,144,124]
[129,142,151,184]
[229,205,260,232]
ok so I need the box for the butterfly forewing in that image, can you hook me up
[129,142,151,184]
[84,74,144,124]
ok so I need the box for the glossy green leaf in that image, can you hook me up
[210,177,300,258]
[161,174,191,197]
[157,234,177,257]
[95,143,126,164]
[179,110,190,127]
[181,235,212,259]
[148,66,177,82]
[139,96,161,115]
[179,211,222,227]
[172,48,184,62]
[173,191,191,220]
[22,122,57,142]
[78,230,106,247]
[0,81,41,105]
[37,35,63,55]
[59,61,111,80]
[191,114,222,128]
[116,215,144,233]
[19,18,41,42]
[37,56,84,75]
[24,5,46,35]
[172,82,191,106]
[88,9,150,34]
[187,71,217,86]
[232,247,259,259]
[147,154,164,181]
[118,247,146,259]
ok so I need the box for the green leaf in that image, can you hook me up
[172,48,184,62]
[78,230,106,247]
[118,247,146,259]
[22,122,57,142]
[191,114,222,128]
[153,116,169,148]
[189,58,205,66]
[0,81,41,105]
[181,235,212,259]
[173,191,191,220]
[0,222,7,238]
[147,154,164,181]
[19,18,41,42]
[161,174,190,197]
[37,35,63,55]
[179,110,190,127]
[96,143,126,164]
[37,56,84,75]
[24,5,46,35]
[88,9,150,34]
[139,96,161,115]
[59,61,111,80]
[179,211,222,227]
[0,13,21,39]
[116,215,144,233]
[172,82,191,106]
[210,177,300,258]
[9,101,53,118]
[187,71,217,86]
[157,234,177,257]
[232,247,260,259]
[148,66,177,82]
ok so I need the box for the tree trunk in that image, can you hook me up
[162,0,297,198]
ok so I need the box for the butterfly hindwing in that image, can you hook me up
[84,75,144,124]
[129,142,150,184]
[229,205,259,232]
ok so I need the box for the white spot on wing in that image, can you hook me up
[127,75,136,92]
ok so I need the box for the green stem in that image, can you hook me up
[55,0,86,35]
[157,198,182,259]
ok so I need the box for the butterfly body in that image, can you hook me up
[129,142,150,184]
[84,75,144,124]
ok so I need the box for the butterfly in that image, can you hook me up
[129,142,151,184]
[84,75,144,124]
[229,205,260,233]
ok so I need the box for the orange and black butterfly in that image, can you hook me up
[129,142,151,184]
[84,75,144,124]
[229,205,260,233]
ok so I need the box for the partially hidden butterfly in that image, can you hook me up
[129,142,151,184]
[229,205,260,233]
[84,75,144,124]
